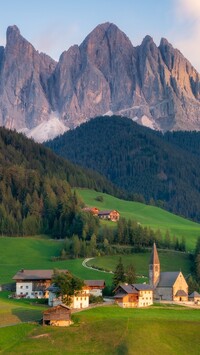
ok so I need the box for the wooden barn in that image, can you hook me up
[43,304,72,327]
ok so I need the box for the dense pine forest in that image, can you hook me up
[46,116,200,222]
[0,127,122,236]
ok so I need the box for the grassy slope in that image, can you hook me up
[0,292,46,327]
[0,237,112,285]
[87,252,192,278]
[0,237,191,285]
[76,188,200,250]
[0,306,200,354]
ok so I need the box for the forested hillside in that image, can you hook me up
[0,127,121,236]
[46,116,200,222]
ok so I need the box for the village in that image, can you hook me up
[10,243,200,327]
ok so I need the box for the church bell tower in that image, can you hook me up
[149,243,160,288]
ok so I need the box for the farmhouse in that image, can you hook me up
[84,280,105,296]
[98,210,120,221]
[42,304,72,327]
[114,283,153,308]
[149,243,188,301]
[48,284,90,309]
[13,269,67,299]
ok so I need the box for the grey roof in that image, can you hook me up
[13,269,68,281]
[189,291,200,298]
[115,284,138,294]
[84,280,105,287]
[98,210,119,216]
[114,293,127,298]
[132,284,153,291]
[175,290,188,297]
[157,272,180,287]
[46,284,59,292]
[149,243,160,265]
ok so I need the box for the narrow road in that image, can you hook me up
[82,258,113,274]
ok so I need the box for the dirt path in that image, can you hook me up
[82,258,113,274]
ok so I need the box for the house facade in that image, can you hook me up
[98,210,120,222]
[48,285,90,309]
[12,269,63,299]
[114,284,153,308]
[84,280,105,296]
[149,243,188,302]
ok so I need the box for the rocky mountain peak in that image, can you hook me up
[6,25,21,38]
[1,23,200,141]
[80,22,133,59]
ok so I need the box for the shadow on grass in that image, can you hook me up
[116,342,128,355]
[12,308,42,323]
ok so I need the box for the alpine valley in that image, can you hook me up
[1,22,200,142]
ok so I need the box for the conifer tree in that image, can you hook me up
[113,257,125,286]
[126,264,136,284]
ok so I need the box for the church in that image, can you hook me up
[149,243,188,302]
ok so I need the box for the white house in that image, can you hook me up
[12,269,68,299]
[114,283,153,308]
[84,280,105,296]
[48,284,89,309]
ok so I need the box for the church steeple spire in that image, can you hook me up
[149,243,160,288]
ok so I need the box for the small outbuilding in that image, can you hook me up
[42,304,72,327]
[189,291,200,305]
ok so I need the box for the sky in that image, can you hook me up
[1,0,200,71]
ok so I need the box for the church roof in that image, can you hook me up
[175,290,187,297]
[157,271,180,287]
[149,243,160,265]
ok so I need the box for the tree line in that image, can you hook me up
[55,216,186,261]
[0,127,122,237]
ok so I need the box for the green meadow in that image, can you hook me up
[76,188,200,250]
[0,236,191,286]
[0,236,112,285]
[0,304,200,354]
[87,251,192,278]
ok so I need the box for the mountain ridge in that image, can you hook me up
[1,23,200,141]
[46,115,200,222]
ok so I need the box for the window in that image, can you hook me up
[20,285,23,289]
[26,286,29,289]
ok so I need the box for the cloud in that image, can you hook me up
[176,0,200,19]
[33,22,81,61]
[173,0,200,71]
